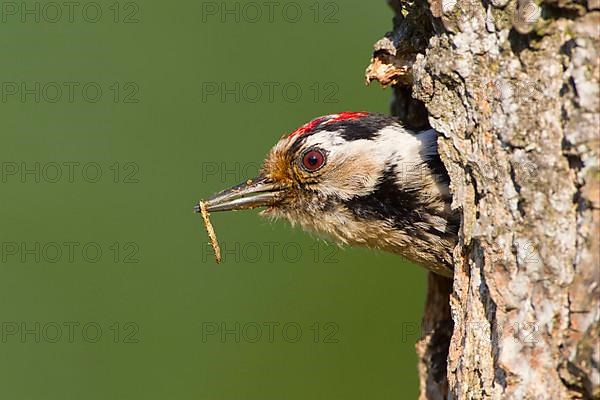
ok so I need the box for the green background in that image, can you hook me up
[0,1,428,398]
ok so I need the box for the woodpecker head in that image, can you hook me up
[197,112,458,276]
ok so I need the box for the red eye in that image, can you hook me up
[301,149,326,172]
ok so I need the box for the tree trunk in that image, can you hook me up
[366,0,599,398]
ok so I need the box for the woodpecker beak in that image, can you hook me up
[197,176,287,213]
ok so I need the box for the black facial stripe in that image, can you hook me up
[324,121,379,140]
[423,152,451,197]
[320,114,394,141]
[289,134,311,156]
[344,164,417,224]
[343,164,452,241]
[289,113,400,155]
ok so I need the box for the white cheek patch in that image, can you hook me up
[377,127,439,190]
[375,126,432,165]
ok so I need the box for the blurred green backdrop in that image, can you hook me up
[0,1,428,398]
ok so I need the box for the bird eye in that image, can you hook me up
[301,149,326,172]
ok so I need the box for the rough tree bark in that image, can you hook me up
[366,0,599,398]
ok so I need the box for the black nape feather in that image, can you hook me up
[321,114,394,141]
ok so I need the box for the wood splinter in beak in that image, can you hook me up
[198,200,221,264]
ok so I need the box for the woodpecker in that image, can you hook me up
[196,112,459,277]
